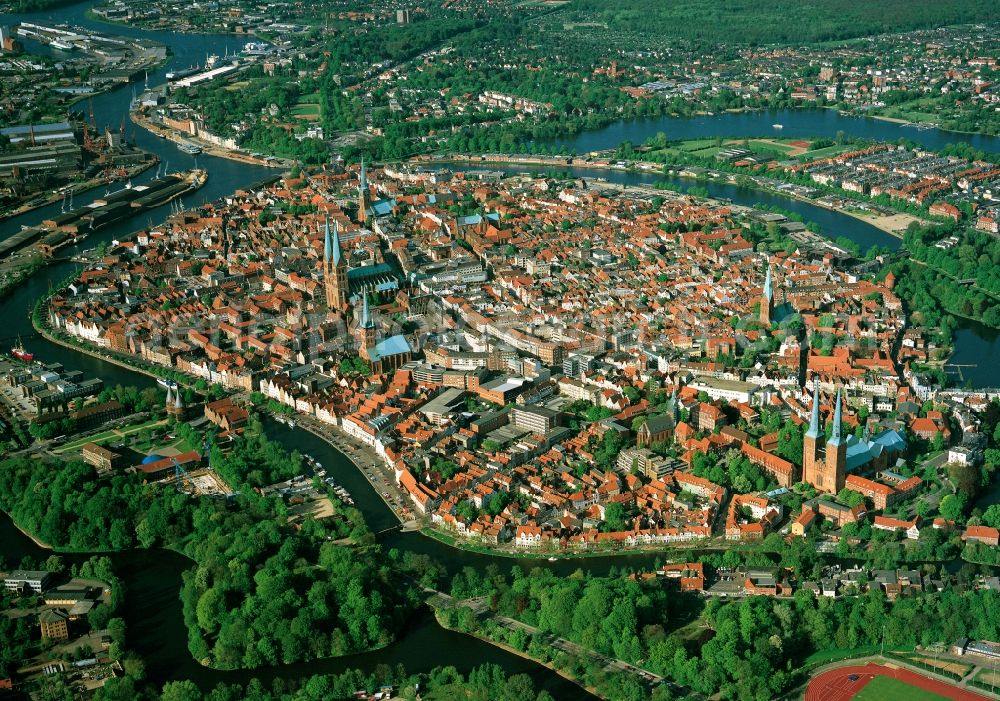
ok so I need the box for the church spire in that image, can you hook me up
[330,219,342,267]
[323,216,332,263]
[760,257,774,326]
[361,291,374,329]
[829,389,844,445]
[324,218,347,308]
[805,377,821,439]
[358,158,368,224]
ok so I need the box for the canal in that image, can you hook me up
[1,1,1000,693]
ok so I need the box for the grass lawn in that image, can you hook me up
[852,675,948,701]
[292,103,321,120]
[974,668,1000,687]
[164,436,196,453]
[53,417,168,454]
[747,139,797,154]
[882,96,948,124]
[55,430,118,453]
[893,109,940,123]
[799,144,855,160]
[675,138,718,152]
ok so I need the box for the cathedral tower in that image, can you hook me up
[824,389,848,493]
[802,378,823,488]
[323,216,348,309]
[358,158,368,225]
[802,381,848,494]
[760,260,774,326]
[358,292,376,352]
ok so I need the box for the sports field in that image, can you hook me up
[852,676,947,701]
[806,663,990,701]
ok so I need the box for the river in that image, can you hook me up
[558,109,1000,155]
[1,1,1000,693]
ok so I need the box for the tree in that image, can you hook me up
[776,421,804,466]
[837,489,865,509]
[982,504,1000,529]
[603,502,628,532]
[160,681,201,701]
[502,674,536,701]
[939,494,965,521]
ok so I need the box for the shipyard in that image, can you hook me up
[0,168,207,260]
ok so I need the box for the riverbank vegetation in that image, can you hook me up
[0,411,417,671]
[91,661,559,701]
[442,564,1000,701]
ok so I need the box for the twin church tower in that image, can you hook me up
[802,379,848,494]
[322,159,368,310]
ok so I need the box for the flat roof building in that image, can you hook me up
[4,570,52,594]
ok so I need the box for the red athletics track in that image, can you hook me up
[805,662,992,701]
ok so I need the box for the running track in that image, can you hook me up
[805,662,992,701]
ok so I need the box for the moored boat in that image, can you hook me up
[11,338,33,361]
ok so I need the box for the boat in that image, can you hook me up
[50,39,74,51]
[177,141,202,155]
[11,338,33,361]
[157,377,178,389]
[243,41,270,56]
[165,64,201,81]
[772,123,784,130]
[547,557,557,562]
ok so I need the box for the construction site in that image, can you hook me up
[167,465,232,498]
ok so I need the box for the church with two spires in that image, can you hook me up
[321,162,411,374]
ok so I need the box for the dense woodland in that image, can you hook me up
[0,419,413,670]
[560,0,998,46]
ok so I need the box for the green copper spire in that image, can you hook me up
[829,389,844,446]
[805,377,821,439]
